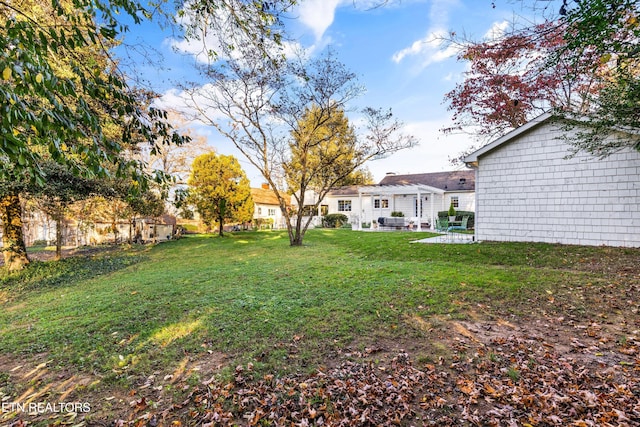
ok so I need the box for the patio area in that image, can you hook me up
[412,232,475,244]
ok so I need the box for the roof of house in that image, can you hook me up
[326,185,361,197]
[251,187,280,205]
[464,112,553,166]
[159,213,177,226]
[377,170,476,192]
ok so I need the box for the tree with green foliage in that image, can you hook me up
[0,0,183,270]
[0,0,292,270]
[554,0,640,156]
[284,105,361,240]
[0,0,182,183]
[187,153,253,237]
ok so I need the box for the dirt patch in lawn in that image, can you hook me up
[0,350,229,426]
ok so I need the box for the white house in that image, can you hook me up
[322,170,476,230]
[464,112,640,247]
[251,184,287,229]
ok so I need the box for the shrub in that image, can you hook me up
[253,218,274,230]
[448,203,456,217]
[322,213,348,228]
[390,211,404,217]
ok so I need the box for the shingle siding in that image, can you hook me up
[475,121,640,247]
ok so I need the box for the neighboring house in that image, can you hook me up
[464,112,640,247]
[322,170,476,230]
[251,184,286,229]
[19,212,176,246]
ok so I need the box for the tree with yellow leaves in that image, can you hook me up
[186,153,253,236]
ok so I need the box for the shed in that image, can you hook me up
[464,112,640,247]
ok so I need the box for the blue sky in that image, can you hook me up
[138,0,558,184]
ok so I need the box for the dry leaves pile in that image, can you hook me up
[122,352,425,426]
[445,334,640,426]
[117,331,639,427]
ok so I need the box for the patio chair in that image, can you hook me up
[435,218,449,232]
[448,215,469,232]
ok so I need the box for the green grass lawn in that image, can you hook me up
[0,230,638,424]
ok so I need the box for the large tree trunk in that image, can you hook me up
[217,199,226,237]
[290,215,304,246]
[55,215,62,260]
[0,193,30,271]
[217,215,224,237]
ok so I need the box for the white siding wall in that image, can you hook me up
[447,192,475,212]
[327,196,362,225]
[254,203,285,229]
[475,122,640,247]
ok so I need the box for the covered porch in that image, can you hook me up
[357,184,445,231]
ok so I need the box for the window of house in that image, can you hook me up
[268,208,276,216]
[257,207,262,215]
[414,198,423,217]
[451,196,459,208]
[338,200,352,212]
[320,205,328,216]
[374,198,389,209]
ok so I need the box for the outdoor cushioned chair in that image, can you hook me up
[435,218,449,232]
[448,215,469,231]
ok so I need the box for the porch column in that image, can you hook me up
[358,192,363,230]
[370,194,375,231]
[416,189,422,231]
[430,192,435,230]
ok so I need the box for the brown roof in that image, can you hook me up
[326,185,360,197]
[378,170,475,192]
[159,213,177,226]
[251,187,280,205]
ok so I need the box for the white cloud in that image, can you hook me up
[392,29,458,67]
[165,3,227,64]
[391,0,461,68]
[484,20,509,41]
[296,0,401,42]
[443,71,456,81]
[297,0,341,40]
